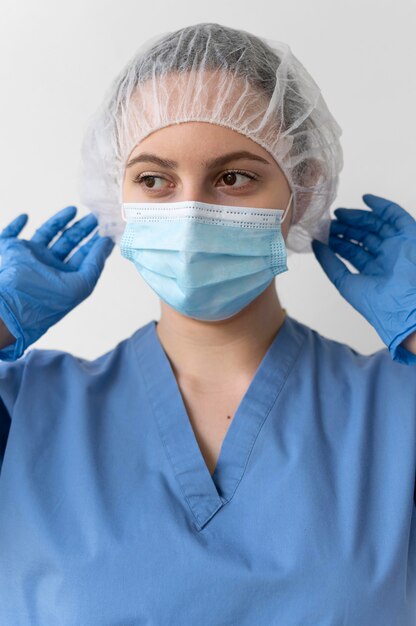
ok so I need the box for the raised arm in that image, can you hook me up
[0,207,114,361]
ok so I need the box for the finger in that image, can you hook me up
[0,213,29,239]
[49,213,99,260]
[333,208,396,238]
[311,239,355,297]
[328,233,373,273]
[330,220,381,256]
[30,206,77,247]
[78,236,115,285]
[65,232,100,269]
[362,194,416,232]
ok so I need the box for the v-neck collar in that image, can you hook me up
[133,313,307,531]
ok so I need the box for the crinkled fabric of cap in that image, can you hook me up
[77,22,344,254]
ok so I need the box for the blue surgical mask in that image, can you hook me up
[120,194,293,321]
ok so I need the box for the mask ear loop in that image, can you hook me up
[280,192,293,224]
[121,204,127,222]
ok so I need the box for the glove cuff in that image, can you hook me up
[389,323,416,366]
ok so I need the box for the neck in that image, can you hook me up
[155,282,287,391]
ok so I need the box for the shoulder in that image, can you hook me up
[291,316,416,385]
[0,320,153,387]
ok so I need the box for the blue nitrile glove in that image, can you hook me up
[311,193,416,366]
[0,206,115,361]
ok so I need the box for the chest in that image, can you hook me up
[3,316,416,624]
[177,383,249,475]
[1,386,415,626]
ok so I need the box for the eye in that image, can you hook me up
[217,170,257,189]
[132,174,171,190]
[131,169,258,192]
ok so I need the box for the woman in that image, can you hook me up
[0,22,415,625]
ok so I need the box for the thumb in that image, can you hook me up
[311,239,352,295]
[80,236,115,286]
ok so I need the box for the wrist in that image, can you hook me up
[0,319,16,351]
[401,330,416,355]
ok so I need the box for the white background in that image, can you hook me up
[0,0,415,360]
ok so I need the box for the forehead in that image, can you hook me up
[120,67,284,173]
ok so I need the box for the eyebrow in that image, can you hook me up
[125,150,272,169]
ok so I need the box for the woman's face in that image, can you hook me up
[122,122,293,241]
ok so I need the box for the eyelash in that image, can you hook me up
[132,169,258,190]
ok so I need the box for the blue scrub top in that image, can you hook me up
[0,313,415,625]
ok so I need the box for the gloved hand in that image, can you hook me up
[0,206,115,361]
[311,193,416,365]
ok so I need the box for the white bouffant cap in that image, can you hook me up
[78,22,343,254]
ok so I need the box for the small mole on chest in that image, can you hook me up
[227,415,231,419]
